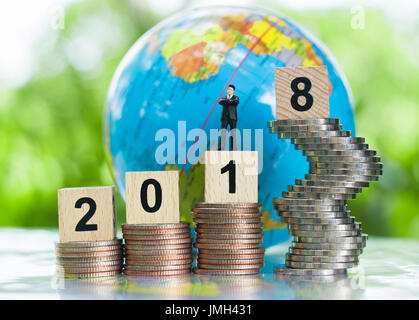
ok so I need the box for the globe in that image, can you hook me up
[104,6,355,248]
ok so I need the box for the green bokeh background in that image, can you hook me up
[0,0,418,238]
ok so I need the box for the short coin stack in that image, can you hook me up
[55,239,123,278]
[192,203,265,275]
[268,118,383,276]
[122,223,193,276]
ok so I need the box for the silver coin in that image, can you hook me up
[289,247,363,256]
[291,241,366,250]
[289,223,361,231]
[273,198,346,205]
[296,179,369,188]
[303,149,377,157]
[295,143,369,151]
[274,265,347,276]
[281,216,355,225]
[286,253,359,263]
[288,185,362,194]
[306,156,381,163]
[278,130,350,139]
[309,168,383,176]
[274,205,347,212]
[292,137,364,145]
[277,211,350,219]
[294,235,368,244]
[289,229,362,237]
[269,124,343,132]
[285,260,357,269]
[311,162,383,169]
[282,191,356,200]
[268,119,340,126]
[305,174,379,182]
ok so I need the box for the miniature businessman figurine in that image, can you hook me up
[218,84,240,150]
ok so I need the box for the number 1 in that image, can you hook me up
[221,160,236,194]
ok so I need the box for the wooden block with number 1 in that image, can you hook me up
[57,186,116,243]
[125,171,180,224]
[205,151,258,203]
[275,66,330,119]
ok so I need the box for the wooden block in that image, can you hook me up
[58,186,116,243]
[275,66,330,119]
[205,151,258,203]
[125,171,180,224]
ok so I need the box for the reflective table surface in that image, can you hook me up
[1,228,418,299]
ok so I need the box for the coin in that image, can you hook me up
[124,248,192,256]
[306,156,381,163]
[56,254,122,263]
[196,227,263,234]
[268,119,340,126]
[197,223,264,229]
[269,124,342,132]
[126,259,192,266]
[197,233,263,239]
[278,211,350,219]
[278,131,350,139]
[295,143,369,151]
[281,217,355,225]
[282,191,356,200]
[289,229,362,237]
[198,258,264,265]
[56,265,122,273]
[296,179,369,188]
[56,270,122,278]
[56,245,122,253]
[193,218,261,224]
[294,235,368,244]
[289,223,361,231]
[286,253,358,263]
[124,243,192,250]
[194,203,261,209]
[55,239,122,248]
[120,232,191,239]
[311,162,383,169]
[193,268,260,275]
[273,198,346,205]
[194,242,261,249]
[123,237,192,244]
[303,149,377,157]
[197,248,265,255]
[274,266,347,276]
[288,185,362,194]
[194,213,261,219]
[289,247,362,256]
[121,223,190,231]
[196,238,263,244]
[291,241,366,250]
[305,173,379,182]
[56,260,123,267]
[192,208,260,214]
[198,253,265,260]
[285,260,357,269]
[292,137,365,145]
[198,263,262,270]
[274,205,347,212]
[123,269,191,277]
[56,249,123,258]
[123,264,191,271]
[309,168,383,176]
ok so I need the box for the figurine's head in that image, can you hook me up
[227,84,235,96]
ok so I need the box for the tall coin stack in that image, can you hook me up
[55,239,123,278]
[122,223,193,276]
[268,118,383,276]
[192,203,265,275]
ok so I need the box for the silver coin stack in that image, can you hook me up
[267,118,383,276]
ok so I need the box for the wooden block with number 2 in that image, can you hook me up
[275,66,330,119]
[205,151,258,203]
[58,186,116,243]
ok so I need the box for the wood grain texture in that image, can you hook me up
[58,186,116,243]
[125,171,180,224]
[275,66,330,119]
[205,151,258,203]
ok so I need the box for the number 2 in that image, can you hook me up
[75,197,98,232]
[221,160,236,194]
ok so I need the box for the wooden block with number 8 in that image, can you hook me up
[275,66,330,119]
[205,151,258,203]
[58,186,116,243]
[125,171,180,224]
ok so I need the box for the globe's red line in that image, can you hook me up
[180,20,275,176]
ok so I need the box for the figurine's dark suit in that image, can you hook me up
[218,95,239,150]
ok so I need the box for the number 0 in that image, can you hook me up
[140,179,162,213]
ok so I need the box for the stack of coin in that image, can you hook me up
[122,223,193,276]
[192,203,265,275]
[267,118,383,276]
[55,239,123,278]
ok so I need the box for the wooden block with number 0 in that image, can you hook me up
[125,171,180,224]
[205,151,258,203]
[275,66,330,119]
[58,186,116,243]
